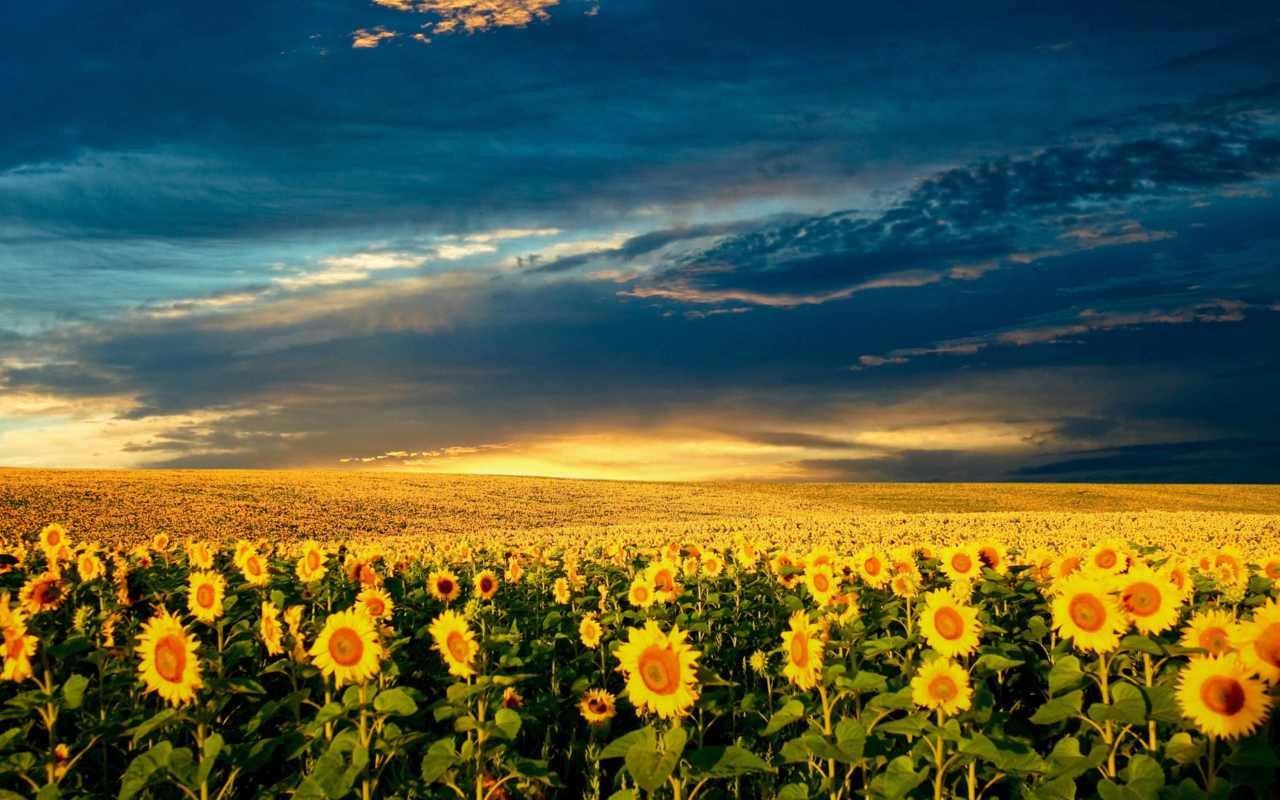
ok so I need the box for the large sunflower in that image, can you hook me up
[614,621,701,719]
[1051,573,1126,653]
[136,608,203,706]
[186,571,226,624]
[1115,563,1183,635]
[911,657,973,715]
[578,688,617,727]
[357,586,395,620]
[1235,598,1280,684]
[919,590,981,658]
[429,609,478,678]
[1180,610,1238,656]
[19,572,66,615]
[939,545,982,583]
[1176,655,1272,739]
[310,609,382,687]
[428,570,461,602]
[780,610,824,690]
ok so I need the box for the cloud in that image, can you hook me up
[351,27,400,49]
[370,0,566,35]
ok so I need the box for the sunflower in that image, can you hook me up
[920,590,981,657]
[578,689,617,727]
[1048,551,1084,584]
[283,605,304,638]
[505,559,524,585]
[911,658,973,715]
[855,548,890,588]
[19,572,65,615]
[261,601,284,656]
[1051,573,1126,653]
[240,553,270,586]
[473,570,499,600]
[1,598,38,683]
[502,687,523,709]
[1160,558,1196,601]
[890,574,919,599]
[296,541,328,583]
[1180,609,1238,656]
[136,608,203,706]
[780,610,824,690]
[1086,540,1127,576]
[831,592,860,625]
[310,608,383,688]
[152,533,169,552]
[976,541,1008,575]
[185,541,214,569]
[614,621,701,719]
[1114,564,1182,635]
[1235,598,1280,684]
[39,523,68,551]
[579,615,603,649]
[187,571,226,624]
[553,577,573,605]
[233,541,256,569]
[646,560,682,603]
[1176,655,1273,739]
[939,545,982,583]
[429,609,479,678]
[701,552,725,577]
[428,570,462,602]
[1213,546,1247,578]
[76,552,104,582]
[803,565,839,605]
[1261,555,1280,583]
[628,578,656,608]
[357,586,395,620]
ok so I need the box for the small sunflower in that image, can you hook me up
[152,533,169,552]
[890,573,919,599]
[1048,551,1084,584]
[504,558,524,585]
[310,608,383,688]
[628,578,656,608]
[855,548,890,588]
[578,688,617,727]
[429,609,479,678]
[357,586,395,620]
[187,571,227,624]
[502,687,523,709]
[1235,598,1280,684]
[1051,573,1126,653]
[76,552,104,582]
[428,570,462,602]
[473,570,499,600]
[233,541,256,569]
[1261,555,1280,583]
[701,552,725,577]
[579,615,603,649]
[240,553,270,586]
[1116,564,1182,635]
[39,523,69,552]
[614,621,701,719]
[939,545,983,583]
[919,590,981,658]
[186,541,214,569]
[261,601,284,656]
[780,610,824,690]
[1160,558,1196,601]
[646,560,682,603]
[19,572,66,615]
[1176,655,1272,739]
[296,541,328,583]
[136,608,203,706]
[911,657,973,715]
[803,565,839,605]
[553,577,573,605]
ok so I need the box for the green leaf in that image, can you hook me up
[1047,656,1085,695]
[841,670,887,694]
[1121,635,1163,656]
[35,785,60,800]
[877,717,925,737]
[958,733,1048,774]
[196,733,223,787]
[167,747,197,788]
[972,654,1024,674]
[762,700,806,735]
[119,742,173,800]
[130,708,180,744]
[271,590,286,609]
[880,755,926,800]
[777,784,810,800]
[1087,683,1148,726]
[420,738,457,784]
[1165,733,1205,766]
[606,791,636,800]
[834,718,866,761]
[373,688,418,717]
[61,675,89,710]
[493,708,521,741]
[1097,755,1165,800]
[1141,684,1182,723]
[1030,690,1083,725]
[867,687,915,711]
[47,636,92,659]
[1028,775,1077,800]
[600,727,656,760]
[625,731,683,794]
[685,745,772,778]
[1046,736,1107,781]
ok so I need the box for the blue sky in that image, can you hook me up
[1,0,1278,480]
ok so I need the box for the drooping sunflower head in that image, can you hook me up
[1176,654,1273,739]
[920,590,981,658]
[357,586,395,620]
[186,571,227,624]
[19,573,66,615]
[578,688,617,727]
[1049,552,1084,584]
[474,570,499,600]
[428,609,479,678]
[910,657,973,716]
[1051,573,1126,653]
[309,608,383,688]
[614,621,701,719]
[780,610,824,690]
[136,608,203,706]
[428,570,461,603]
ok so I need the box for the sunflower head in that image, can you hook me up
[187,571,226,624]
[429,570,462,602]
[1176,655,1273,739]
[357,586,395,620]
[309,608,383,688]
[911,657,973,716]
[1236,598,1280,684]
[614,621,701,719]
[136,608,203,706]
[920,590,981,658]
[1116,564,1183,636]
[429,609,479,678]
[1051,573,1126,653]
[579,615,603,649]
[474,570,499,600]
[578,688,617,727]
[780,610,824,690]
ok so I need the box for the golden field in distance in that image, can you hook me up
[2,469,1278,552]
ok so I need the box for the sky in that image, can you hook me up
[1,0,1279,482]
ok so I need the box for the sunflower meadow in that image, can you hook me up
[2,519,1280,800]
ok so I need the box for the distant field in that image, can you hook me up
[2,469,1278,548]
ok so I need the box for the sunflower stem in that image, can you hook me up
[1142,652,1157,751]
[932,710,947,800]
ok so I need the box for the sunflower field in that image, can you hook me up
[2,522,1280,800]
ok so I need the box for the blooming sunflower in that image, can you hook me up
[357,586,395,620]
[39,523,69,552]
[1048,551,1084,584]
[136,608,203,706]
[1051,573,1126,653]
[240,553,270,586]
[578,689,617,727]
[646,560,682,603]
[1176,655,1273,739]
[296,541,328,583]
[502,687,523,709]
[614,621,700,719]
[429,609,479,678]
[911,657,973,715]
[628,578,656,608]
[976,541,1008,575]
[890,574,919,599]
[1,598,38,683]
[780,610,824,690]
[1160,558,1196,601]
[76,553,104,582]
[1116,563,1182,635]
[579,615,603,649]
[186,542,214,569]
[186,571,226,624]
[310,608,383,688]
[504,559,524,585]
[233,541,256,569]
[1180,609,1238,656]
[1261,555,1280,583]
[261,601,284,656]
[152,533,169,552]
[473,570,499,600]
[803,565,839,605]
[855,548,890,588]
[428,570,461,602]
[1235,598,1280,684]
[939,545,982,583]
[920,590,981,658]
[553,577,573,605]
[19,572,65,615]
[701,552,725,577]
[1086,540,1127,576]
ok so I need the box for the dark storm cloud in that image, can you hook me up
[1011,439,1280,483]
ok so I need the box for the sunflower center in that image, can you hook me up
[978,548,997,569]
[1097,551,1118,569]
[934,607,965,640]
[864,556,882,576]
[438,579,454,596]
[366,598,385,616]
[1200,676,1246,716]
[1169,570,1186,591]
[480,577,494,593]
[328,628,365,667]
[1122,582,1161,616]
[1266,563,1280,579]
[1068,593,1107,632]
[1200,627,1230,655]
[813,574,830,593]
[638,644,679,696]
[34,581,59,605]
[790,635,810,668]
[634,586,650,602]
[1253,622,1280,668]
[1059,556,1081,577]
[154,634,187,683]
[307,551,321,570]
[588,698,608,714]
[446,631,471,664]
[247,558,262,575]
[196,584,215,608]
[951,554,972,573]
[929,676,958,702]
[655,570,674,591]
